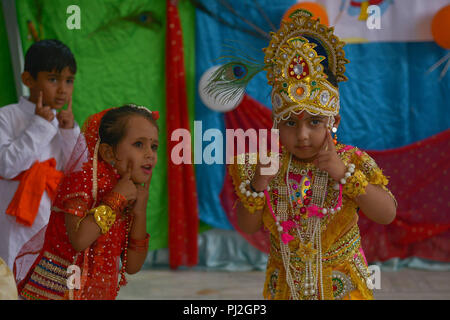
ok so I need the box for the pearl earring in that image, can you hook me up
[331,127,338,145]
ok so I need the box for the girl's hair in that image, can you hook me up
[24,39,77,79]
[99,105,159,147]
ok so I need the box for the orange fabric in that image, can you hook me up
[3,159,63,227]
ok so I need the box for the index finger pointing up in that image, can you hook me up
[67,96,73,113]
[327,130,336,152]
[37,91,43,110]
[125,161,133,179]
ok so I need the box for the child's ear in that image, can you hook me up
[21,71,35,89]
[333,115,341,129]
[98,143,115,164]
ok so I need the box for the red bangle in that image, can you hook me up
[102,191,127,213]
[128,244,148,253]
[129,233,150,247]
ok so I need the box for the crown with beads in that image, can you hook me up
[263,13,349,124]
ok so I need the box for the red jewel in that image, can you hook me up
[304,198,310,205]
[300,207,307,214]
[306,189,312,196]
[294,215,301,221]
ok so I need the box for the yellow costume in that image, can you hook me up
[229,145,395,300]
[208,11,396,300]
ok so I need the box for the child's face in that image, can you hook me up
[113,115,159,184]
[23,66,75,110]
[279,112,339,161]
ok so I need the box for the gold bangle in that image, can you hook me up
[89,205,116,234]
[236,180,266,214]
[342,170,368,199]
[241,197,265,214]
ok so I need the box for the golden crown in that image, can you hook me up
[263,14,349,124]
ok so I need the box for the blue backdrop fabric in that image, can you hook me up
[194,0,450,229]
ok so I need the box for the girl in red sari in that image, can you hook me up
[16,105,159,300]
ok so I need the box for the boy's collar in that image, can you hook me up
[19,96,36,114]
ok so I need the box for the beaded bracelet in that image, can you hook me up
[339,163,356,185]
[236,180,268,214]
[338,163,368,199]
[342,170,368,199]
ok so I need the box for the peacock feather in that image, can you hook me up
[205,45,267,105]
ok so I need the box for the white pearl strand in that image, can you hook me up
[339,163,356,185]
[280,154,322,299]
[276,152,344,299]
[239,180,268,198]
[278,185,299,300]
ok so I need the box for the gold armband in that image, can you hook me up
[89,205,116,234]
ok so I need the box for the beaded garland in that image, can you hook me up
[229,143,395,300]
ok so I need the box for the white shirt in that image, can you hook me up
[0,96,80,270]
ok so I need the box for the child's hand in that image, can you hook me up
[111,163,137,204]
[313,131,346,182]
[35,91,55,123]
[251,154,279,192]
[131,176,151,219]
[57,96,75,129]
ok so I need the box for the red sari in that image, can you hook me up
[16,109,132,300]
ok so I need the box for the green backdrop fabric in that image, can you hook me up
[0,5,17,106]
[3,0,198,250]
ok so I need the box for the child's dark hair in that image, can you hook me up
[99,105,159,147]
[24,39,77,79]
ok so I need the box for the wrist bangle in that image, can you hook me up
[128,233,150,252]
[236,180,267,214]
[339,163,356,185]
[102,191,127,214]
[129,233,150,247]
[88,205,116,234]
[249,180,268,193]
[342,169,368,199]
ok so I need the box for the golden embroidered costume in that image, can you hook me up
[208,12,396,300]
[229,145,395,300]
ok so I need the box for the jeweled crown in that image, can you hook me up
[263,14,349,124]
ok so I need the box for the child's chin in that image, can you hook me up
[52,104,65,110]
[132,177,147,185]
[292,151,317,162]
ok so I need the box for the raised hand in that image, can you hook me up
[35,91,55,122]
[132,174,152,218]
[251,155,279,192]
[111,162,138,204]
[56,96,75,129]
[313,130,346,182]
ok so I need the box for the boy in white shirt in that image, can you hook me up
[0,39,80,270]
